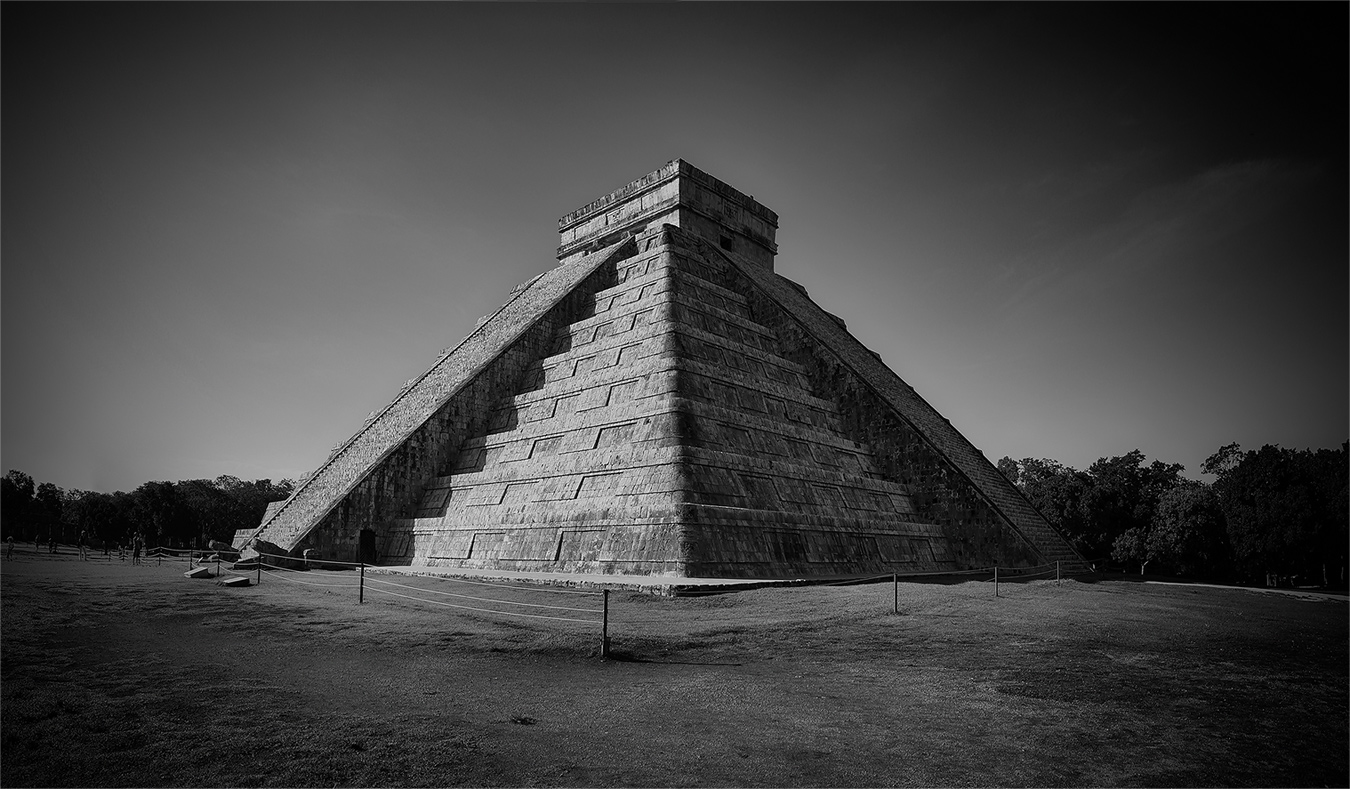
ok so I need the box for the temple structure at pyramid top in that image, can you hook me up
[557,159,779,270]
[239,159,1086,578]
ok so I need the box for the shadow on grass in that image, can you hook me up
[604,649,743,667]
[1074,571,1350,596]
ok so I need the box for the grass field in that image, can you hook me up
[1,548,1345,787]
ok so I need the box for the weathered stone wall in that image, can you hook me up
[295,257,627,563]
[392,227,691,575]
[557,159,778,270]
[689,232,1083,570]
[680,506,951,578]
[558,176,680,256]
[655,229,959,576]
[382,224,959,578]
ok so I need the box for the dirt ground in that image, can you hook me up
[1,548,1346,787]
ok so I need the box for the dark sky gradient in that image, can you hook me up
[3,4,1345,493]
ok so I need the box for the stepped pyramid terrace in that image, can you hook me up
[240,160,1086,578]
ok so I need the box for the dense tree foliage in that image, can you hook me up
[1002,442,1348,585]
[1114,482,1228,577]
[5,438,1343,585]
[1203,443,1348,585]
[1003,457,1092,552]
[1,471,37,532]
[0,473,293,549]
[1083,451,1186,559]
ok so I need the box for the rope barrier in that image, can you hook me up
[260,566,360,588]
[167,542,1102,656]
[885,566,995,578]
[363,585,600,624]
[362,575,604,613]
[666,567,1006,596]
[675,565,1032,594]
[822,572,896,586]
[250,550,602,595]
[661,587,770,596]
[245,553,606,622]
[371,566,602,596]
[254,551,357,568]
[609,618,759,625]
[981,566,1058,582]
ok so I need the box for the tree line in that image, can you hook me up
[0,473,294,550]
[999,443,1348,587]
[3,440,1345,584]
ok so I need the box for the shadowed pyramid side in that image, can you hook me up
[656,228,961,577]
[671,229,1089,573]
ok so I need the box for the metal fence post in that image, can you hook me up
[601,589,610,658]
[1056,560,1060,587]
[994,566,999,598]
[257,559,262,585]
[892,572,898,615]
[359,563,365,604]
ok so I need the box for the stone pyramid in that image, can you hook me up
[244,160,1086,578]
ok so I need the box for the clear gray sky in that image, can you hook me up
[3,3,1345,493]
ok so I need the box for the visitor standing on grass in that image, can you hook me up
[6,536,14,561]
[78,530,89,561]
[132,534,142,566]
[49,535,56,554]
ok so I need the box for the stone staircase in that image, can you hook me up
[242,238,634,558]
[392,226,963,576]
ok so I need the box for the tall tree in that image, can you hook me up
[34,482,65,537]
[1006,451,1190,563]
[131,481,190,547]
[176,479,232,546]
[1001,457,1092,554]
[172,477,296,546]
[1204,443,1349,584]
[1310,444,1349,585]
[1113,481,1228,577]
[1082,451,1185,560]
[1,470,36,537]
